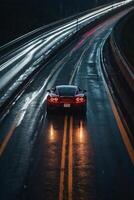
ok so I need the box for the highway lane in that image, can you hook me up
[0,1,132,111]
[0,8,134,200]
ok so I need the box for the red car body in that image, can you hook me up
[46,85,87,113]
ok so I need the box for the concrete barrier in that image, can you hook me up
[101,9,134,138]
[110,30,134,93]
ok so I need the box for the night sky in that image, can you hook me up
[0,0,116,45]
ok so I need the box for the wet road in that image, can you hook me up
[0,8,134,200]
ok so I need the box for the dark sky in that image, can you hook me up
[0,0,112,22]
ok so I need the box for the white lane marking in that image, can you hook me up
[69,45,90,84]
[87,42,97,64]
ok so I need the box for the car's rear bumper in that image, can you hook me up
[47,103,86,112]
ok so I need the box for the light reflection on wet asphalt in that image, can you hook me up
[0,8,134,200]
[73,119,96,200]
[19,114,95,200]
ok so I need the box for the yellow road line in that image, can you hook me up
[0,112,26,157]
[0,122,16,156]
[102,75,134,165]
[59,116,68,200]
[109,96,134,165]
[68,117,73,200]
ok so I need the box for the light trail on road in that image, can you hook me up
[0,5,134,200]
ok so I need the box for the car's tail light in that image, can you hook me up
[48,97,59,103]
[75,97,85,103]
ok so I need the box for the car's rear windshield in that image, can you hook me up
[57,87,77,96]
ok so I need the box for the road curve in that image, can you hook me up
[0,7,134,200]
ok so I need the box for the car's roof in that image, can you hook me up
[56,85,78,89]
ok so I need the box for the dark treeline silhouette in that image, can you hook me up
[0,0,115,46]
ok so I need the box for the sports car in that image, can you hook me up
[46,85,87,113]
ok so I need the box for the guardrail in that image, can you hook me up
[109,30,134,93]
[101,8,134,138]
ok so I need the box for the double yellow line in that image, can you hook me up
[59,116,73,200]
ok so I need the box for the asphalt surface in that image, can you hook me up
[0,8,134,200]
